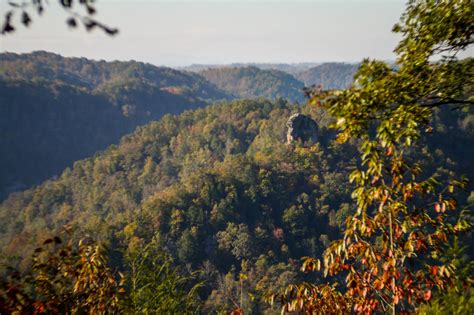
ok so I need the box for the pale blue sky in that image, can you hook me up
[1,0,407,66]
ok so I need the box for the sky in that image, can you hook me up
[0,0,407,67]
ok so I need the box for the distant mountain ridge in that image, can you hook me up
[0,51,230,101]
[0,51,234,200]
[0,52,361,200]
[185,62,360,100]
[198,66,306,103]
[295,62,359,90]
[180,62,320,74]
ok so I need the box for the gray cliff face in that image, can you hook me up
[286,113,318,145]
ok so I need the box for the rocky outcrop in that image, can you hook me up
[286,113,318,145]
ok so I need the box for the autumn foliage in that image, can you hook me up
[272,0,473,313]
[0,231,124,314]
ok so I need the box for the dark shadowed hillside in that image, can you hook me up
[0,52,233,200]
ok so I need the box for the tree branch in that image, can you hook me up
[419,98,474,108]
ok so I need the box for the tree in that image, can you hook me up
[276,1,473,313]
[217,223,254,261]
[125,236,203,313]
[1,0,118,35]
[177,228,200,263]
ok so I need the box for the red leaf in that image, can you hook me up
[424,289,432,301]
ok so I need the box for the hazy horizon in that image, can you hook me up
[1,0,406,67]
[0,49,371,68]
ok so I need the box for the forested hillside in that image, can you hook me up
[0,52,233,200]
[0,51,229,101]
[295,62,358,89]
[198,66,306,102]
[1,98,472,312]
[0,99,354,311]
[196,63,361,101]
[0,53,359,201]
[1,0,472,313]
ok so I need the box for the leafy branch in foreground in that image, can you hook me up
[271,1,473,313]
[0,229,207,314]
[0,230,124,314]
[1,0,118,35]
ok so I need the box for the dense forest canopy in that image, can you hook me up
[0,52,361,201]
[0,51,232,200]
[0,0,473,313]
[0,51,229,100]
[0,99,352,311]
[198,66,306,103]
[1,96,472,312]
[278,0,474,313]
[295,62,359,90]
